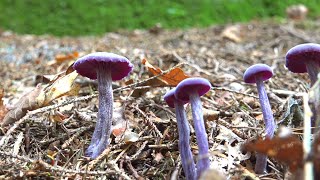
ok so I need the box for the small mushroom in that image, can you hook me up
[164,88,196,180]
[175,77,211,176]
[73,52,133,159]
[286,43,320,85]
[243,64,275,174]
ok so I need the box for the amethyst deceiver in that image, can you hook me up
[164,88,196,180]
[243,63,275,174]
[175,77,211,177]
[286,43,320,85]
[73,52,133,159]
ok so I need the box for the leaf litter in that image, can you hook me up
[0,20,320,179]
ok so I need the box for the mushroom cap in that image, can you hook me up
[164,88,187,108]
[285,43,320,73]
[175,77,211,102]
[243,64,273,84]
[73,52,133,80]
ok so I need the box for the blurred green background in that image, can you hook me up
[0,0,318,36]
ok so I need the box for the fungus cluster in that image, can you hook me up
[164,88,196,180]
[164,77,211,179]
[241,43,320,174]
[72,42,320,177]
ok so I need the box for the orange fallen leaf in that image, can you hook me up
[142,58,189,86]
[55,52,79,64]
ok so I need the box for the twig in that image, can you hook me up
[0,150,127,177]
[129,141,148,160]
[148,143,176,149]
[272,89,305,97]
[212,87,259,99]
[170,155,181,180]
[126,160,143,180]
[86,148,111,171]
[172,51,214,77]
[107,160,132,180]
[281,26,313,43]
[217,118,248,139]
[13,132,24,156]
[134,105,163,138]
[302,93,313,180]
[114,144,132,163]
[61,126,93,149]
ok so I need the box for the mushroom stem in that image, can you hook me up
[255,75,275,173]
[189,92,210,176]
[174,100,197,180]
[305,60,320,85]
[90,65,113,159]
[256,76,275,139]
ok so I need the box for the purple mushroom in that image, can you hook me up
[286,43,320,85]
[73,52,133,159]
[243,64,275,174]
[164,88,196,180]
[175,77,211,177]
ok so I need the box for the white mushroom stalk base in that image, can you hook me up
[189,92,210,177]
[86,65,113,159]
[174,100,197,180]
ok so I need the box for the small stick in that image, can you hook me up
[302,93,313,180]
[0,150,126,177]
[134,105,163,138]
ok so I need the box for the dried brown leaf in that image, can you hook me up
[37,71,79,106]
[55,51,79,64]
[244,136,303,171]
[141,58,189,86]
[1,84,42,127]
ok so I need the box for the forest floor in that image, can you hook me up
[0,20,319,179]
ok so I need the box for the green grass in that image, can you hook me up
[0,0,318,36]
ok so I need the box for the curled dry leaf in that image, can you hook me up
[245,134,320,178]
[128,58,190,97]
[221,25,242,43]
[37,71,79,107]
[244,135,303,171]
[123,131,140,143]
[141,58,189,86]
[1,84,42,127]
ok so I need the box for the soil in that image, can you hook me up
[0,20,319,179]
